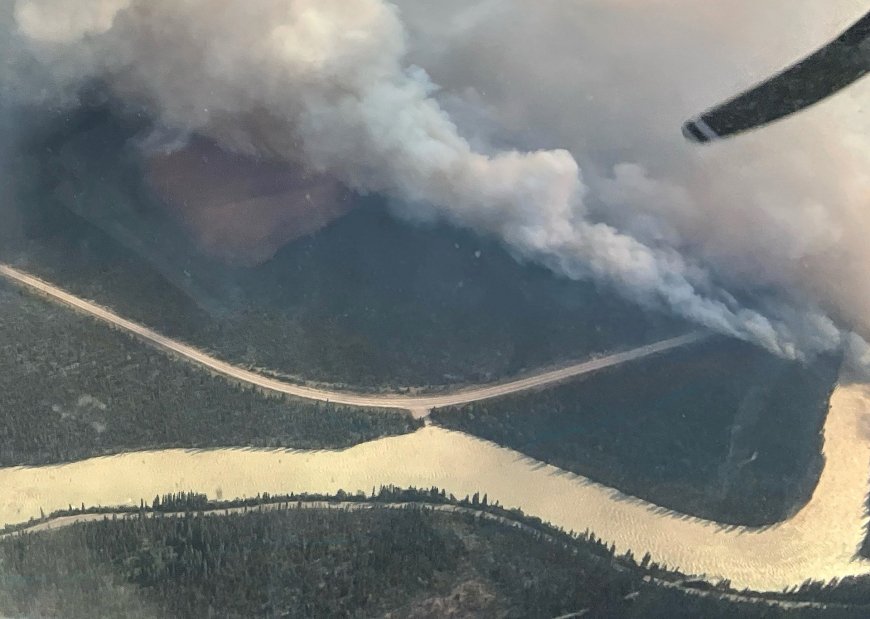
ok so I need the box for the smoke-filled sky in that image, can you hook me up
[3,0,870,370]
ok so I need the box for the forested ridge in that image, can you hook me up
[432,338,839,526]
[2,104,684,390]
[2,488,867,618]
[0,284,419,467]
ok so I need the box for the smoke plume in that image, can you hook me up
[3,0,870,369]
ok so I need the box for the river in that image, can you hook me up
[3,384,870,592]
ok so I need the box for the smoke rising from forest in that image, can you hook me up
[3,0,870,370]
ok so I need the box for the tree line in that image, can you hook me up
[431,337,839,526]
[4,491,867,618]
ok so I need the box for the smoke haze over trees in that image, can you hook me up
[2,0,869,371]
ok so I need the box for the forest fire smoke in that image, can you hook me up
[3,0,869,370]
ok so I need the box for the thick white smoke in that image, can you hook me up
[4,0,870,367]
[398,0,870,362]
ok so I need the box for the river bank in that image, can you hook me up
[3,385,870,591]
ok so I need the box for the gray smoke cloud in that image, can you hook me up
[3,0,869,369]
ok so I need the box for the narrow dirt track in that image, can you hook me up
[0,263,704,416]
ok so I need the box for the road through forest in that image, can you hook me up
[0,263,704,417]
[2,263,870,592]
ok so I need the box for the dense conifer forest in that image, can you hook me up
[0,284,419,466]
[2,105,684,390]
[2,489,867,618]
[432,338,839,525]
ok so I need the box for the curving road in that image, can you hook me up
[5,262,870,593]
[0,263,704,417]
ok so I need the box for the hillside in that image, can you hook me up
[2,105,685,391]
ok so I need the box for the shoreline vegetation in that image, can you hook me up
[0,486,868,617]
[432,338,840,526]
[859,494,870,560]
[3,488,868,618]
[0,284,420,468]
